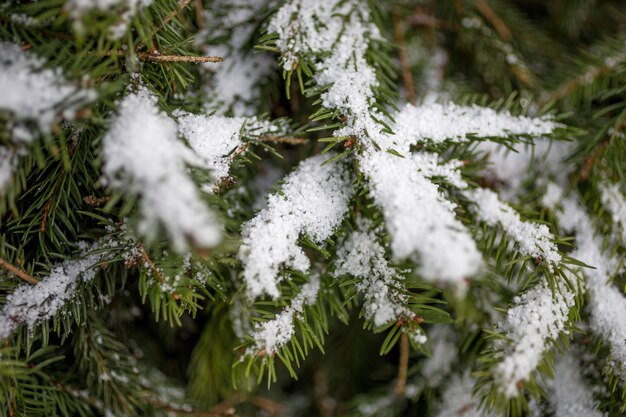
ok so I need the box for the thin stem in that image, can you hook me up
[98,50,223,63]
[474,0,512,42]
[0,258,39,285]
[394,332,409,396]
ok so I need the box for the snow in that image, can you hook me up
[546,189,626,381]
[435,373,494,417]
[361,151,483,292]
[0,42,94,143]
[102,88,221,253]
[248,274,320,354]
[548,354,607,417]
[65,0,153,38]
[199,0,275,116]
[334,219,416,329]
[393,103,558,146]
[599,181,626,244]
[176,113,247,181]
[494,282,575,397]
[0,243,102,340]
[465,188,562,270]
[239,154,353,298]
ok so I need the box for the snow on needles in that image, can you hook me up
[599,181,626,244]
[333,219,424,341]
[546,186,626,381]
[435,373,495,417]
[239,154,353,298]
[494,282,575,397]
[465,188,562,270]
[248,274,320,355]
[0,42,94,143]
[0,243,103,340]
[102,88,221,252]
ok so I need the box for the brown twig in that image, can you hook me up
[474,0,512,42]
[259,136,309,145]
[149,398,235,417]
[98,50,223,63]
[393,10,417,106]
[0,258,39,285]
[194,0,205,29]
[394,332,409,396]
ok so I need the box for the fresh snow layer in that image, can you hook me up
[435,373,494,417]
[546,187,626,381]
[494,282,575,397]
[239,154,353,298]
[334,219,424,342]
[549,354,607,417]
[0,42,93,142]
[65,0,153,38]
[248,274,320,354]
[102,88,221,252]
[465,188,562,270]
[360,151,482,291]
[599,182,626,244]
[0,243,102,340]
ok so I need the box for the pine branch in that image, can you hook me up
[0,258,39,285]
[96,50,224,63]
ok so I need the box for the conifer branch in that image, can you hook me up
[0,258,39,285]
[154,0,194,34]
[474,0,512,42]
[394,332,409,396]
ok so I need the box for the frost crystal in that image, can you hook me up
[494,283,574,397]
[239,154,353,298]
[465,188,561,270]
[249,275,320,354]
[102,88,221,252]
[0,243,103,340]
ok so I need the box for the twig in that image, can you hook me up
[393,10,417,106]
[194,0,205,30]
[259,136,309,145]
[0,258,39,285]
[394,332,409,396]
[149,398,235,417]
[98,50,223,63]
[155,0,194,34]
[474,0,512,42]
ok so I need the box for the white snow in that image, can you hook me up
[360,151,483,292]
[0,243,103,340]
[239,154,353,298]
[494,282,575,397]
[102,88,221,252]
[548,354,607,417]
[393,103,558,146]
[435,373,494,417]
[65,0,153,38]
[465,188,562,270]
[0,42,94,143]
[248,274,320,354]
[334,219,415,328]
[599,181,626,244]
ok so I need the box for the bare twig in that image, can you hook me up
[98,50,223,64]
[194,0,205,30]
[474,0,512,42]
[393,10,417,106]
[0,258,39,285]
[394,332,409,396]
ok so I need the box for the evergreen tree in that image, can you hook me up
[1,0,625,416]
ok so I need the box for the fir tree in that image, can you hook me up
[1,1,625,416]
